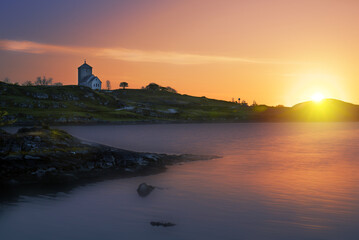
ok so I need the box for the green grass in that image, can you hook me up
[0,82,289,124]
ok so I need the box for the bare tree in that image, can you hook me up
[106,80,111,90]
[22,80,33,86]
[35,77,42,85]
[241,100,248,106]
[35,76,53,86]
[47,77,53,85]
[120,82,128,89]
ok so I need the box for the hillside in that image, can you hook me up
[0,82,278,125]
[1,82,359,124]
[284,99,359,121]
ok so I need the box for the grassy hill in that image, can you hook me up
[1,82,358,125]
[284,99,359,121]
[0,82,277,125]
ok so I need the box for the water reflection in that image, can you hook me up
[1,123,359,240]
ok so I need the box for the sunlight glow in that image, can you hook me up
[311,92,325,102]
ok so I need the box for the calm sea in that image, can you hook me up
[1,123,359,240]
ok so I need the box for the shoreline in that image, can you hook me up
[0,127,219,187]
[7,118,359,127]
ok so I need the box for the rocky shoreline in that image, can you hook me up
[0,127,218,186]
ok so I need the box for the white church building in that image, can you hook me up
[78,61,102,90]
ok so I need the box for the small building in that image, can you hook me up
[78,60,102,90]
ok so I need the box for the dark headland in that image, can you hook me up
[0,126,218,186]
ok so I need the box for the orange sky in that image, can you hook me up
[0,0,359,106]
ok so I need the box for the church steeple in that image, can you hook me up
[78,60,93,84]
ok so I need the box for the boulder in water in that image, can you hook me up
[150,221,176,227]
[137,183,154,197]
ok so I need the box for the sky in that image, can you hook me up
[0,0,359,106]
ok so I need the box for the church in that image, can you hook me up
[78,60,102,90]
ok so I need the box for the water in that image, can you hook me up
[2,123,359,240]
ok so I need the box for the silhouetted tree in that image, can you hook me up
[120,82,128,89]
[145,83,160,91]
[35,77,41,85]
[252,100,258,106]
[241,100,248,106]
[165,86,177,93]
[53,82,63,86]
[106,80,111,90]
[35,76,53,86]
[22,80,33,86]
[145,83,177,93]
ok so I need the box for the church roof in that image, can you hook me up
[81,74,101,84]
[78,60,92,69]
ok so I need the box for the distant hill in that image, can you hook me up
[285,99,359,121]
[1,82,359,125]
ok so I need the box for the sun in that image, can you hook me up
[311,92,325,102]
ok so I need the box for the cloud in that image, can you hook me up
[0,40,80,54]
[0,39,303,65]
[96,48,280,65]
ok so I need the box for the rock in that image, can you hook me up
[0,127,219,186]
[137,183,154,197]
[159,108,178,114]
[150,222,176,227]
[56,117,67,122]
[51,94,63,100]
[33,136,41,142]
[65,93,79,101]
[32,92,48,99]
[24,155,41,160]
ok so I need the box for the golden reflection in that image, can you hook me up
[180,125,359,231]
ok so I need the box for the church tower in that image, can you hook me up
[78,60,92,84]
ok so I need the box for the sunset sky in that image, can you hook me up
[1,0,359,106]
